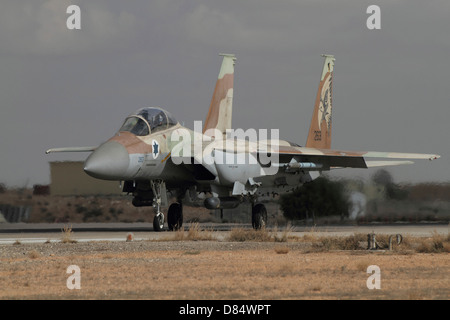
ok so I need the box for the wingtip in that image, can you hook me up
[429,155,441,161]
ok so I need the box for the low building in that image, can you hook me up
[49,161,123,196]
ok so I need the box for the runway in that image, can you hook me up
[0,222,447,245]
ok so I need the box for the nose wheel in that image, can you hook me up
[153,212,165,231]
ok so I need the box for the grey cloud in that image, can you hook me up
[0,0,140,56]
[0,0,448,186]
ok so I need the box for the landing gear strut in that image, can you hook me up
[151,180,165,231]
[252,203,267,230]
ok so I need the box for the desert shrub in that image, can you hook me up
[280,177,349,224]
[312,234,366,251]
[82,208,103,222]
[274,246,289,254]
[75,205,87,214]
[417,232,450,253]
[44,212,55,223]
[61,224,77,244]
[171,223,214,241]
[227,228,273,242]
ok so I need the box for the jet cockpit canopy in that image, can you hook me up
[119,107,178,136]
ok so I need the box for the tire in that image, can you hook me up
[153,213,164,231]
[252,203,267,230]
[167,202,183,231]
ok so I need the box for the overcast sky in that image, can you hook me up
[0,0,449,187]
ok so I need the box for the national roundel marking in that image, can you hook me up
[152,140,159,159]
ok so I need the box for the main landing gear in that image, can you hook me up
[251,203,267,230]
[167,202,183,231]
[150,180,184,232]
[149,180,266,231]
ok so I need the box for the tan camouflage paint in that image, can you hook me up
[203,54,236,137]
[109,131,152,154]
[277,144,439,160]
[47,54,440,174]
[306,55,335,149]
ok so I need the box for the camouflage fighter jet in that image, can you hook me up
[46,54,440,231]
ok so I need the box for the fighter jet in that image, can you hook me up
[46,54,440,231]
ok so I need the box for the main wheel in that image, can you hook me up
[252,203,267,230]
[153,213,164,231]
[167,202,183,231]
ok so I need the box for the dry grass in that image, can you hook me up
[1,227,449,299]
[28,250,40,259]
[227,228,274,242]
[417,231,450,253]
[1,243,448,300]
[61,224,77,244]
[226,226,293,242]
[275,231,450,254]
[311,234,366,251]
[222,227,450,254]
[274,246,290,254]
[169,223,214,241]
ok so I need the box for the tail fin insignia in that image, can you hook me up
[306,54,335,149]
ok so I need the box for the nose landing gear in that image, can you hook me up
[150,180,184,231]
[153,211,165,231]
[151,180,166,231]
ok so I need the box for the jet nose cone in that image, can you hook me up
[84,141,130,180]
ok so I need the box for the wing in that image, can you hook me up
[273,145,440,170]
[45,146,97,154]
[170,136,439,179]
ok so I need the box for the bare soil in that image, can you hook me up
[1,239,448,300]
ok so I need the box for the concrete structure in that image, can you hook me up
[49,161,122,196]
